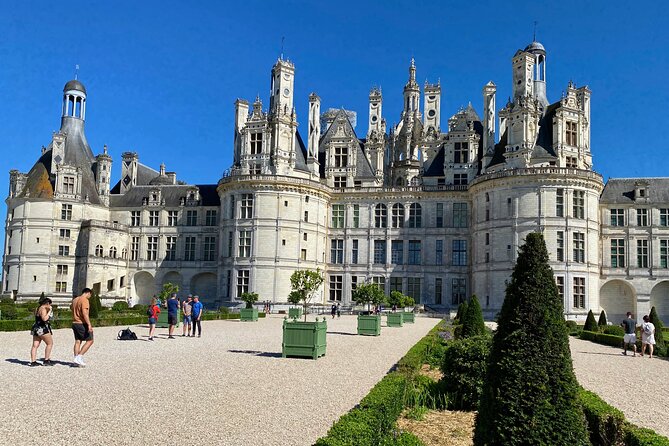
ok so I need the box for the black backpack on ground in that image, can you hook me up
[117,327,137,340]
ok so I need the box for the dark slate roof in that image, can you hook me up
[355,142,377,180]
[535,102,559,157]
[487,128,508,168]
[294,130,309,172]
[109,184,220,207]
[110,162,159,194]
[600,178,669,204]
[64,79,86,94]
[317,109,375,180]
[17,150,54,199]
[423,146,445,177]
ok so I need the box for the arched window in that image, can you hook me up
[95,245,103,257]
[391,203,405,228]
[121,249,128,260]
[109,247,117,258]
[374,204,387,228]
[408,203,422,228]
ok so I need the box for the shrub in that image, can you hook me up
[649,306,666,355]
[20,300,40,312]
[597,310,608,327]
[475,233,588,446]
[584,310,599,332]
[239,292,259,309]
[218,306,230,314]
[112,301,129,312]
[0,304,18,320]
[89,293,102,319]
[624,424,669,446]
[440,335,490,410]
[454,301,468,323]
[460,295,485,338]
[578,388,625,446]
[603,325,624,337]
[0,297,14,306]
[133,304,148,313]
[352,283,386,313]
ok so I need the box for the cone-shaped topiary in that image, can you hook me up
[583,310,598,332]
[89,293,102,319]
[649,306,665,354]
[474,233,589,446]
[455,301,468,323]
[597,310,607,327]
[461,295,486,338]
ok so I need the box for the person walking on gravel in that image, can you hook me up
[640,315,656,358]
[71,288,94,367]
[167,294,179,339]
[148,298,160,341]
[191,296,203,337]
[331,303,336,319]
[182,295,193,337]
[621,312,637,356]
[30,297,54,367]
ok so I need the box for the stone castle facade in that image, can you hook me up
[3,41,668,322]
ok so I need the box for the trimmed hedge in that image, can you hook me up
[580,330,628,348]
[440,335,491,410]
[625,425,669,446]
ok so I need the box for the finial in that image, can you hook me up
[410,57,415,68]
[74,64,80,80]
[103,144,108,155]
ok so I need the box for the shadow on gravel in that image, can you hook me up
[327,331,357,336]
[227,349,282,358]
[577,351,628,357]
[5,358,78,367]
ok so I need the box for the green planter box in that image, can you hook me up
[282,318,327,359]
[387,312,404,327]
[357,314,381,336]
[403,312,415,323]
[240,308,259,321]
[288,307,302,319]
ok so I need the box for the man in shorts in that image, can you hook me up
[167,293,179,339]
[71,288,94,366]
[182,295,193,337]
[621,311,637,356]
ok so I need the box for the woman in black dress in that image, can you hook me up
[30,297,54,366]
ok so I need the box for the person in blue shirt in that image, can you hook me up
[166,294,179,339]
[191,296,204,337]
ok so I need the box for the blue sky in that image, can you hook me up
[1,1,668,212]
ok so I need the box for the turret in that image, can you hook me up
[402,59,420,117]
[95,145,112,206]
[481,81,497,172]
[525,41,548,107]
[120,152,138,194]
[423,81,441,134]
[307,93,321,175]
[234,99,249,166]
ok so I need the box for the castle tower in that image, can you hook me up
[234,99,249,166]
[402,58,420,117]
[268,58,297,175]
[423,81,441,134]
[481,81,496,172]
[95,144,112,206]
[366,87,385,180]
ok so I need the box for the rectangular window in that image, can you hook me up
[59,229,71,239]
[250,132,262,155]
[408,240,421,265]
[375,205,387,228]
[351,275,358,291]
[435,240,443,266]
[167,210,178,226]
[130,211,141,226]
[241,194,253,219]
[390,277,403,293]
[55,281,67,293]
[329,275,343,301]
[351,239,359,264]
[146,236,158,261]
[611,239,625,268]
[238,231,251,258]
[566,156,578,169]
[573,232,585,263]
[454,174,468,185]
[331,204,345,228]
[334,176,346,188]
[56,265,68,276]
[392,204,405,228]
[661,209,669,227]
[149,210,159,226]
[452,278,466,305]
[436,203,444,228]
[227,232,233,257]
[391,240,403,265]
[63,176,75,194]
[485,233,490,245]
[557,231,564,262]
[237,270,249,296]
[186,210,198,226]
[556,276,565,304]
[372,276,386,291]
[304,211,309,222]
[107,279,115,292]
[203,236,216,261]
[454,141,469,163]
[131,237,139,260]
[300,249,307,261]
[250,164,261,175]
[229,195,235,219]
[660,240,668,269]
[637,209,649,227]
[435,278,443,305]
[61,204,72,221]
[353,205,360,228]
[637,239,649,268]
[610,208,624,226]
[452,240,467,266]
[184,236,196,261]
[120,276,125,287]
[556,189,564,217]
[165,236,177,261]
[205,210,218,226]
[453,203,468,228]
[408,204,421,228]
[573,277,585,309]
[374,240,386,264]
[573,191,585,219]
[407,277,421,304]
[565,121,577,146]
[330,239,344,264]
[334,147,348,168]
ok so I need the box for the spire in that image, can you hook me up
[409,58,416,83]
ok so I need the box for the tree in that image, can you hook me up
[474,233,589,446]
[649,306,666,354]
[289,269,324,322]
[240,292,259,309]
[158,283,179,303]
[597,310,607,327]
[351,283,386,313]
[583,309,598,332]
[387,291,407,311]
[460,295,486,338]
[401,295,415,309]
[455,300,468,323]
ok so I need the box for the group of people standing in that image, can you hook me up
[621,312,657,358]
[146,294,203,341]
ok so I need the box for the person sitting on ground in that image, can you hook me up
[167,294,179,339]
[621,312,637,356]
[640,314,656,359]
[182,295,193,337]
[30,297,54,367]
[148,298,160,341]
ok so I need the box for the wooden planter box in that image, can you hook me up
[240,308,259,322]
[288,307,302,319]
[357,314,381,336]
[403,312,415,323]
[282,318,327,359]
[387,312,404,327]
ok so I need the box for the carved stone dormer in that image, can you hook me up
[634,181,649,202]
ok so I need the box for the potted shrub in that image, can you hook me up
[402,295,416,323]
[386,291,405,327]
[287,293,302,320]
[282,269,326,359]
[239,292,259,321]
[352,283,386,336]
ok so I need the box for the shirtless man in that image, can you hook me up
[71,288,94,366]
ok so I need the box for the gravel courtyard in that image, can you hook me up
[570,337,669,437]
[0,314,438,446]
